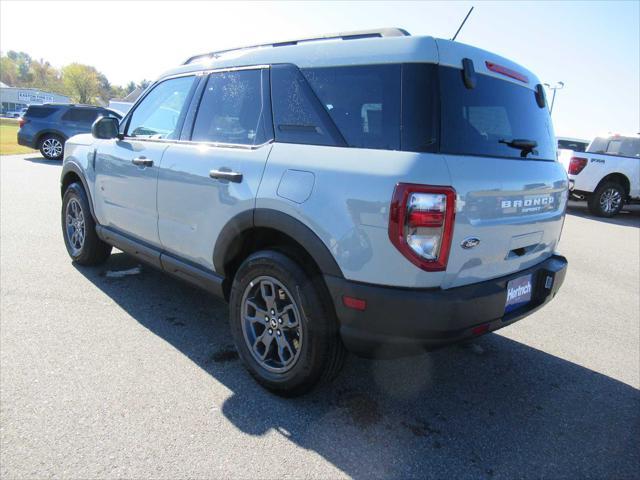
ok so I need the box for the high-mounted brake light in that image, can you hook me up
[568,157,588,175]
[389,184,456,272]
[485,61,529,83]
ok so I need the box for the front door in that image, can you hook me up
[156,67,273,271]
[93,75,197,246]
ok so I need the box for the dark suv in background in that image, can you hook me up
[18,104,121,160]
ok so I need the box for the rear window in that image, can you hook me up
[439,67,556,161]
[558,139,587,152]
[587,136,640,158]
[25,106,57,118]
[270,63,553,159]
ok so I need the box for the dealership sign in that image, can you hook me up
[18,92,55,104]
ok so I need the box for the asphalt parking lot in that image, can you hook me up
[1,153,639,479]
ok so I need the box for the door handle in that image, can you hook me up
[132,157,153,167]
[209,169,243,183]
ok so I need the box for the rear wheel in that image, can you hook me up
[39,134,64,160]
[61,182,112,265]
[229,250,345,396]
[588,182,625,217]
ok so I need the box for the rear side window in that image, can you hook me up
[401,64,439,153]
[25,106,57,118]
[61,108,101,124]
[439,67,556,161]
[302,65,401,150]
[270,64,346,147]
[191,69,271,145]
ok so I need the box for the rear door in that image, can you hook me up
[93,75,197,247]
[156,67,273,271]
[434,64,568,288]
[60,108,102,137]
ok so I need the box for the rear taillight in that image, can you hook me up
[568,157,588,175]
[18,118,26,128]
[389,184,456,272]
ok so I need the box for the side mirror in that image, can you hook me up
[92,116,120,139]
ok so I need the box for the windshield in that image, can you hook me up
[439,67,556,161]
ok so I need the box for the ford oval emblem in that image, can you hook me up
[461,237,480,249]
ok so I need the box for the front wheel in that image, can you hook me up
[61,183,112,265]
[588,182,625,217]
[229,250,346,396]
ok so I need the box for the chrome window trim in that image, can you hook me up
[161,64,271,80]
[119,136,274,151]
[123,64,272,148]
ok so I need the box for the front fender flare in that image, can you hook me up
[60,161,97,221]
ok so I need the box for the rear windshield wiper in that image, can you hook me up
[499,138,538,158]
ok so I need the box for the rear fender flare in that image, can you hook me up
[213,208,343,279]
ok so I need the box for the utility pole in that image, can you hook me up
[544,82,565,115]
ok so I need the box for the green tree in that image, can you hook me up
[125,81,136,95]
[0,56,19,86]
[29,59,63,93]
[61,63,101,104]
[7,51,33,85]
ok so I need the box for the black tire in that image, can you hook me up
[39,134,64,160]
[587,181,625,217]
[61,182,112,265]
[229,250,346,396]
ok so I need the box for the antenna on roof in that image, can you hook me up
[451,6,474,41]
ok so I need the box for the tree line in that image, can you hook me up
[0,51,150,105]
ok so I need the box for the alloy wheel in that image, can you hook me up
[42,138,63,158]
[599,187,622,214]
[65,198,85,255]
[241,276,303,373]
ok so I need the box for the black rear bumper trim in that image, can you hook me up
[324,255,567,357]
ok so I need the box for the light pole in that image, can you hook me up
[543,81,565,116]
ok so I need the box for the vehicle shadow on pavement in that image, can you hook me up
[74,252,640,479]
[567,201,640,228]
[22,155,61,166]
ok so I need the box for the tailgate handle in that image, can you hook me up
[508,243,540,259]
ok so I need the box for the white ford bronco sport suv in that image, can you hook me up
[60,29,568,395]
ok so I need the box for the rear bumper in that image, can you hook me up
[17,132,36,149]
[325,254,568,357]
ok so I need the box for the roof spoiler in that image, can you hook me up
[183,27,410,65]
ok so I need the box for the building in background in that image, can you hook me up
[0,81,71,115]
[108,86,143,115]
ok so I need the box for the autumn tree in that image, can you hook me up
[0,56,19,86]
[61,63,101,104]
[29,59,63,92]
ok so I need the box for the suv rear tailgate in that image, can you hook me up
[443,155,567,288]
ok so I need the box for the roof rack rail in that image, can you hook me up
[183,27,410,65]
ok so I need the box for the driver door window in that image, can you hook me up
[126,76,196,139]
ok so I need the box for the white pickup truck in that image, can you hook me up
[560,134,639,217]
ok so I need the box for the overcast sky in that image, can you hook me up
[1,0,638,140]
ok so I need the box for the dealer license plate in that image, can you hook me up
[505,274,533,314]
